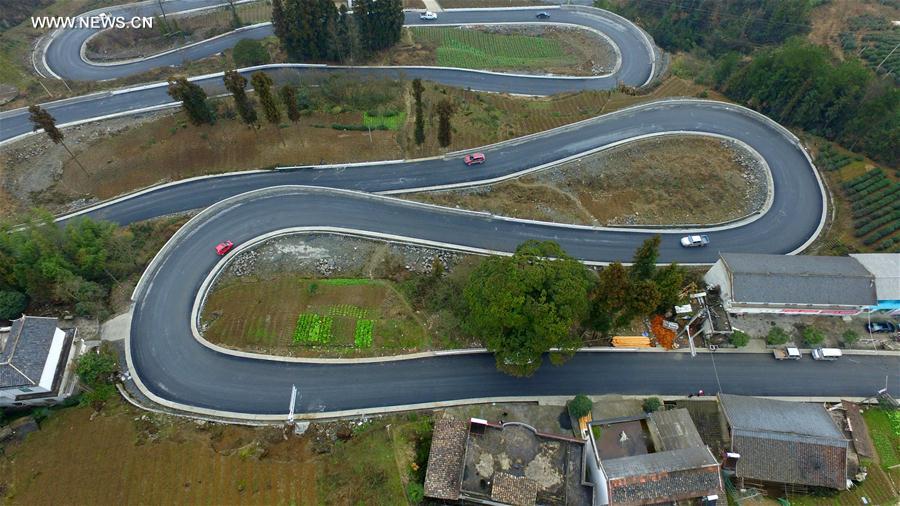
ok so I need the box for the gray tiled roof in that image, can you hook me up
[720,395,849,489]
[0,316,59,389]
[719,394,846,442]
[604,447,722,505]
[731,433,847,489]
[720,253,876,306]
[649,408,707,451]
[424,413,469,501]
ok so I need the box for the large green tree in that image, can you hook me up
[463,241,593,376]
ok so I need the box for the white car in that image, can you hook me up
[680,234,710,248]
[420,11,438,20]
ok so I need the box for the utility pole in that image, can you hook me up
[287,384,299,423]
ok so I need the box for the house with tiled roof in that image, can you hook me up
[719,394,849,490]
[587,408,722,506]
[0,316,80,407]
[704,253,877,315]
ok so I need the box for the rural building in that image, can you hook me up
[424,413,594,505]
[719,394,849,491]
[850,253,900,315]
[0,316,81,408]
[703,253,877,315]
[586,409,722,506]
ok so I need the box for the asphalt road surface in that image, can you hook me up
[6,2,891,417]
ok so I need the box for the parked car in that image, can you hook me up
[535,11,551,19]
[773,347,801,360]
[811,347,842,361]
[420,11,437,20]
[215,240,235,256]
[464,153,486,166]
[680,234,710,248]
[865,321,897,333]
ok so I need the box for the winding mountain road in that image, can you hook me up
[4,2,895,419]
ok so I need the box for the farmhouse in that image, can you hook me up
[704,253,877,315]
[719,394,849,491]
[586,409,722,506]
[0,316,81,407]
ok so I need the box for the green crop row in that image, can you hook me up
[851,183,898,210]
[863,221,900,245]
[855,211,900,237]
[816,144,855,172]
[354,319,374,348]
[854,199,900,222]
[293,313,334,345]
[845,172,887,195]
[843,168,883,190]
[878,237,900,251]
[852,185,900,211]
[326,304,369,319]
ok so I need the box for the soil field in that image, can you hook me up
[405,135,767,226]
[383,25,615,76]
[202,276,428,357]
[0,399,420,505]
[85,1,273,62]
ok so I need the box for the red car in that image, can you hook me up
[215,240,235,256]
[463,153,486,166]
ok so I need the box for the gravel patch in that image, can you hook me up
[217,233,473,284]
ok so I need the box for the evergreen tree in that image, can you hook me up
[167,76,216,126]
[223,70,258,127]
[280,85,301,122]
[412,78,425,145]
[630,235,660,281]
[435,98,454,148]
[250,71,281,124]
[271,0,288,42]
[28,105,89,175]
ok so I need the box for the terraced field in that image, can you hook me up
[410,26,578,71]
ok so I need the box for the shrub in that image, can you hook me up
[729,330,750,347]
[75,345,118,387]
[766,326,790,346]
[643,397,662,413]
[232,38,270,67]
[0,290,27,320]
[406,482,424,504]
[842,329,860,347]
[802,326,826,347]
[568,394,593,419]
